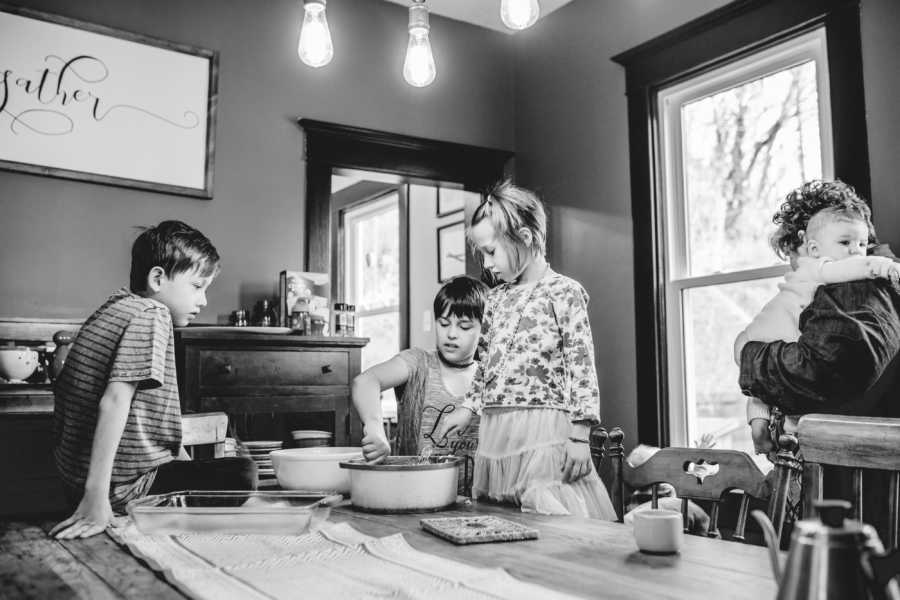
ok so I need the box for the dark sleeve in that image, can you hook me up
[738,280,900,413]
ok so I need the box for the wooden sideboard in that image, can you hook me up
[176,328,368,447]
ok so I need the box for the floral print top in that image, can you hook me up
[462,271,601,423]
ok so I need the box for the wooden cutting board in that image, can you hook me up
[420,515,539,545]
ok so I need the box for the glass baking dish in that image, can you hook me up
[126,490,342,535]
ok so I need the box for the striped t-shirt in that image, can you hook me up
[54,288,182,511]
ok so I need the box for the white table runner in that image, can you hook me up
[109,520,579,600]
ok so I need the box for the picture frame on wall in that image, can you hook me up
[437,220,466,283]
[0,4,218,198]
[436,187,466,217]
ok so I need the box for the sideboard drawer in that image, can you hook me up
[198,349,349,387]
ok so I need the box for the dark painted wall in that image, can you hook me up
[0,0,515,321]
[513,0,900,446]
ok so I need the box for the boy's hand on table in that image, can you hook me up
[562,439,592,483]
[361,422,391,464]
[49,490,113,539]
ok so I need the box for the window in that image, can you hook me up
[343,192,401,415]
[614,0,870,447]
[658,29,832,454]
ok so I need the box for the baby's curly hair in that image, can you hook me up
[770,179,875,260]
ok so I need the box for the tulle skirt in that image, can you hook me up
[472,408,617,520]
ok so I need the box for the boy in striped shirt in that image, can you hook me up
[51,221,256,539]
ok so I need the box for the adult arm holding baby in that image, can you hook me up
[738,280,900,414]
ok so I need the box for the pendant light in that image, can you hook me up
[298,0,333,68]
[500,0,540,30]
[402,0,436,88]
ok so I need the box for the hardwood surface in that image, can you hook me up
[0,501,777,599]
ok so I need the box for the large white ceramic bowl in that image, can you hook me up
[0,347,39,382]
[339,456,463,513]
[271,447,362,493]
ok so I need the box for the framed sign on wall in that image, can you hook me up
[0,4,218,198]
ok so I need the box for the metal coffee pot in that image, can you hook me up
[753,500,900,600]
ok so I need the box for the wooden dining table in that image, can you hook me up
[1,500,778,599]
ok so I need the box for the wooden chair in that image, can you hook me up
[591,426,799,543]
[181,411,228,458]
[798,414,900,550]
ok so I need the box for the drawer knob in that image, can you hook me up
[321,364,333,374]
[220,363,233,374]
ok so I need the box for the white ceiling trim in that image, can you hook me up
[380,0,576,34]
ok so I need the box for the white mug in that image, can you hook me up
[632,508,684,554]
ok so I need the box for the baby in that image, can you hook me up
[734,180,900,457]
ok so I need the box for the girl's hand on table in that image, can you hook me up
[361,422,391,464]
[49,490,113,539]
[562,439,593,483]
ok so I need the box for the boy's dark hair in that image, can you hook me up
[130,220,220,292]
[433,276,488,322]
[770,179,876,260]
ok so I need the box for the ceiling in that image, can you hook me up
[380,0,576,34]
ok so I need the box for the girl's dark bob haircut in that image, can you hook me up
[433,276,488,322]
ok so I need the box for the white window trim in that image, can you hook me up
[656,27,834,446]
[343,191,400,309]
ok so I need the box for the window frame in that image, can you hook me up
[658,27,834,446]
[612,0,870,446]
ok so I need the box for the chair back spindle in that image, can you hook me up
[608,428,626,520]
[589,427,608,472]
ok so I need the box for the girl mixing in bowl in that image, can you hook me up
[351,276,488,481]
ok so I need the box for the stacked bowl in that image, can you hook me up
[240,440,283,482]
[291,429,333,448]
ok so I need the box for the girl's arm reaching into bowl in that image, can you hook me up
[351,355,409,464]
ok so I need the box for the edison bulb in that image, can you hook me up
[298,0,333,68]
[403,2,436,88]
[500,0,540,30]
[403,27,436,87]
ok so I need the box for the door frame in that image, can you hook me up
[299,119,513,350]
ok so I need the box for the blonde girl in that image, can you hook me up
[436,181,616,519]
